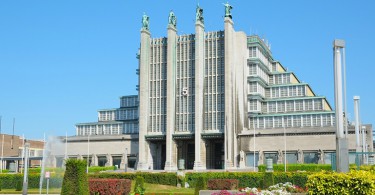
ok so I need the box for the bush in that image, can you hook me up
[177,175,185,187]
[15,179,22,191]
[61,159,89,195]
[207,179,238,190]
[263,172,274,189]
[186,172,264,189]
[89,179,131,195]
[258,164,332,172]
[273,172,309,188]
[88,166,116,173]
[89,172,177,186]
[306,171,375,194]
[194,176,205,195]
[134,176,145,194]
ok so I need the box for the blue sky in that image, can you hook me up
[0,0,374,140]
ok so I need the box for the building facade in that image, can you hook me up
[68,4,373,171]
[136,5,373,171]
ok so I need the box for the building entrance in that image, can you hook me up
[176,140,195,170]
[205,139,224,169]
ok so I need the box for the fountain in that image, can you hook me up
[39,136,65,194]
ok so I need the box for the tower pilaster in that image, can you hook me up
[137,28,151,171]
[224,16,235,169]
[164,24,178,171]
[193,20,206,170]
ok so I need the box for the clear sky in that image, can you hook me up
[0,0,374,140]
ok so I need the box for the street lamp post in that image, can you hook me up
[333,39,349,172]
[22,142,30,195]
[86,133,90,173]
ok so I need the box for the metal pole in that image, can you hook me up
[362,126,366,164]
[284,119,286,172]
[253,120,255,171]
[46,178,49,195]
[22,142,30,195]
[1,135,3,173]
[87,134,90,173]
[65,132,68,160]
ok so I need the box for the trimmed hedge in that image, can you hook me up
[61,159,89,195]
[185,172,310,189]
[0,173,63,189]
[258,164,331,172]
[89,179,131,195]
[207,179,238,190]
[89,172,177,186]
[194,177,205,195]
[306,171,375,194]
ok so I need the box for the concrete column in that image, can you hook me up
[137,28,151,170]
[164,24,178,171]
[354,96,361,152]
[224,17,234,169]
[193,20,206,170]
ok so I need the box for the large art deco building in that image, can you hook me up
[69,4,372,171]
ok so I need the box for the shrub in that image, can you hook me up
[273,172,309,188]
[15,179,22,191]
[207,179,238,190]
[258,164,332,172]
[89,179,131,195]
[185,172,264,189]
[263,172,274,189]
[88,166,116,173]
[306,171,375,194]
[177,175,185,187]
[134,176,145,194]
[89,172,177,186]
[61,159,89,195]
[194,176,205,195]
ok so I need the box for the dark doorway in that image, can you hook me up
[161,144,166,169]
[214,142,224,169]
[186,143,195,169]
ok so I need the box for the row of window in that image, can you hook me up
[98,110,116,121]
[77,123,134,136]
[266,85,305,98]
[248,46,272,70]
[120,96,138,108]
[249,99,324,113]
[270,73,290,85]
[249,114,335,129]
[150,45,167,63]
[149,63,167,81]
[248,63,269,83]
[148,115,166,133]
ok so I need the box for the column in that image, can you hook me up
[164,20,178,171]
[137,23,151,171]
[193,16,206,170]
[224,16,235,169]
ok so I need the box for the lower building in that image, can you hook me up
[0,134,44,172]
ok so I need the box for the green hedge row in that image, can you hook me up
[0,173,63,189]
[258,164,332,172]
[89,172,178,186]
[306,171,375,194]
[185,172,310,189]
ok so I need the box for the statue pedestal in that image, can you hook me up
[239,160,246,168]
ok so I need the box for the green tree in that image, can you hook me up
[61,159,89,195]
